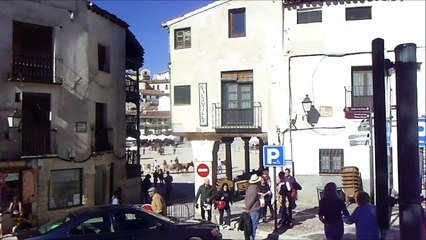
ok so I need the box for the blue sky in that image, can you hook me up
[93,0,213,75]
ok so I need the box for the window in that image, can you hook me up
[70,215,112,235]
[98,44,110,72]
[297,8,322,24]
[346,6,372,21]
[352,66,373,107]
[174,85,191,105]
[174,28,191,49]
[229,8,246,38]
[319,149,344,174]
[221,70,253,125]
[49,169,82,209]
[113,210,156,231]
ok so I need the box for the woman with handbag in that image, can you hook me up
[258,176,272,223]
[213,183,232,228]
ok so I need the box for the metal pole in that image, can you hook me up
[372,38,389,231]
[369,112,375,204]
[273,167,278,233]
[394,43,424,240]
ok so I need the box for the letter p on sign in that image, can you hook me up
[263,146,284,167]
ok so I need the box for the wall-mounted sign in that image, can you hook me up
[198,83,208,126]
[75,122,87,133]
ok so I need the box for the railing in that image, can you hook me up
[167,197,195,219]
[21,129,57,156]
[93,127,113,152]
[344,86,373,108]
[10,54,62,84]
[212,102,262,129]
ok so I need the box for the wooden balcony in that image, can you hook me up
[9,54,63,84]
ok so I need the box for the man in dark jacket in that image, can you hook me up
[195,178,217,221]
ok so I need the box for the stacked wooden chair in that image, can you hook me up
[341,166,363,203]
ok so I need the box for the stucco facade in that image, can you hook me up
[0,1,141,224]
[163,0,425,204]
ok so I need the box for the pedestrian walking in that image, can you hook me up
[8,195,23,234]
[111,190,120,205]
[148,187,167,216]
[173,146,176,154]
[158,169,164,184]
[164,171,173,199]
[141,174,152,203]
[318,182,350,240]
[153,170,159,187]
[195,178,217,222]
[217,159,223,174]
[261,169,274,220]
[213,183,232,228]
[245,174,261,240]
[343,191,380,240]
[258,176,272,223]
[279,168,301,227]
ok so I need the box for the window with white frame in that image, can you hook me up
[352,66,373,108]
[319,149,344,174]
[297,8,322,24]
[174,28,191,49]
[49,169,82,209]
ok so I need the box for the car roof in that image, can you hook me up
[70,205,137,216]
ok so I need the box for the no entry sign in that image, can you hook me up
[196,163,210,177]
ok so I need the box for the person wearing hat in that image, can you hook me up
[245,174,261,240]
[148,187,167,216]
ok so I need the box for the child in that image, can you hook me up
[344,191,380,240]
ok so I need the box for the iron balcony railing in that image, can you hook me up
[93,127,113,152]
[21,129,57,156]
[10,54,63,84]
[344,86,373,109]
[212,102,262,129]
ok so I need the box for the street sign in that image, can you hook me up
[345,112,370,119]
[344,107,372,119]
[350,140,369,146]
[349,133,370,139]
[196,163,209,177]
[345,106,372,112]
[263,146,285,167]
[419,118,426,147]
[358,119,371,131]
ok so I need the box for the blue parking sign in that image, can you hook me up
[263,146,285,167]
[419,118,425,147]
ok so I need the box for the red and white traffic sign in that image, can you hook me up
[196,163,210,177]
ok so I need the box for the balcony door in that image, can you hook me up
[222,82,253,126]
[22,93,51,155]
[12,21,53,83]
[95,103,111,151]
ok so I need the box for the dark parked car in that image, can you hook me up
[16,205,222,240]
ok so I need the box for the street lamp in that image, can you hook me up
[302,94,312,114]
[301,95,320,127]
[7,109,21,128]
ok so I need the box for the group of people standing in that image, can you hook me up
[141,170,173,203]
[194,167,301,240]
